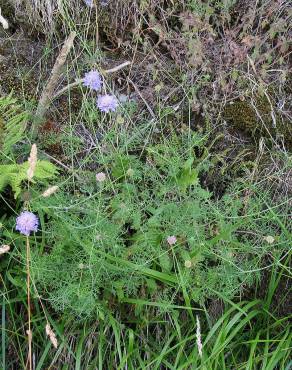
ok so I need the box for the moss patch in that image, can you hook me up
[223,94,291,149]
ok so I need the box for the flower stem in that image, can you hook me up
[26,236,32,370]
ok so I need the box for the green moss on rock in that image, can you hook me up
[223,94,291,149]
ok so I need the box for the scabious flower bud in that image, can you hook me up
[16,211,39,236]
[184,260,192,268]
[83,70,102,91]
[97,94,118,113]
[126,168,134,177]
[96,172,106,182]
[167,235,177,245]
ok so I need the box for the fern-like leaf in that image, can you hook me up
[0,94,28,157]
[0,160,58,198]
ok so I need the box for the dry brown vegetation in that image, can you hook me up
[3,0,291,142]
[1,0,291,203]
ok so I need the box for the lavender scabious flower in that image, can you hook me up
[167,235,177,245]
[83,70,102,91]
[16,211,39,236]
[84,0,94,8]
[97,94,118,113]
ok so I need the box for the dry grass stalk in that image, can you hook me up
[0,244,10,255]
[35,31,76,122]
[46,323,58,348]
[0,7,9,29]
[27,144,38,181]
[42,185,59,197]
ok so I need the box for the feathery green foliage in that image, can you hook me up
[18,129,288,319]
[0,94,28,158]
[1,0,291,367]
[0,160,58,198]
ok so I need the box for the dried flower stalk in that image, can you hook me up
[27,144,38,181]
[42,185,59,197]
[34,31,76,130]
[0,244,10,255]
[196,315,203,358]
[46,323,58,348]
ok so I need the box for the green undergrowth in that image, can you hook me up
[2,252,291,369]
[35,158,289,319]
[1,1,291,365]
[1,118,290,320]
[0,96,291,370]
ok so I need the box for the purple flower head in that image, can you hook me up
[83,70,102,91]
[97,94,118,113]
[16,211,39,236]
[166,235,177,246]
[84,0,94,8]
